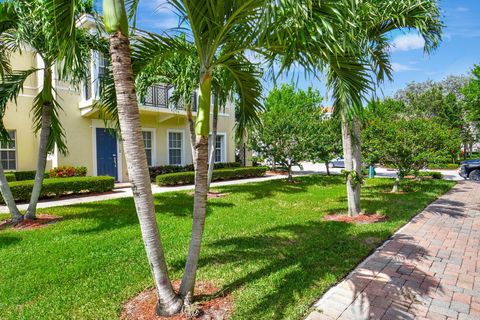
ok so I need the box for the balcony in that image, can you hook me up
[80,80,198,119]
[140,84,197,112]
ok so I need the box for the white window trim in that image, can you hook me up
[211,132,227,163]
[166,129,185,166]
[1,130,17,171]
[142,128,157,166]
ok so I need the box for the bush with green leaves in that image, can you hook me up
[148,162,240,182]
[1,176,114,203]
[249,85,328,182]
[363,115,459,191]
[416,171,442,179]
[156,167,268,186]
[5,173,16,182]
[13,171,38,181]
[427,163,459,170]
[49,166,87,178]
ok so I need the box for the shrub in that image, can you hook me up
[427,163,459,170]
[13,170,37,181]
[212,162,241,169]
[156,172,195,186]
[417,171,442,179]
[4,173,16,182]
[1,176,114,203]
[156,166,268,186]
[49,166,87,178]
[148,162,240,182]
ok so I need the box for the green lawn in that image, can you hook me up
[0,175,455,320]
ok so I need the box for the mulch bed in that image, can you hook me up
[187,192,231,199]
[121,280,233,320]
[207,192,230,199]
[0,214,63,231]
[324,213,386,224]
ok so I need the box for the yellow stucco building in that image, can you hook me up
[2,36,238,182]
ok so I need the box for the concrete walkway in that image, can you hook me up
[306,181,480,320]
[0,174,289,213]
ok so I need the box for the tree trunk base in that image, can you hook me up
[156,297,184,317]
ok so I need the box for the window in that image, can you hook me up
[168,131,183,165]
[142,131,153,166]
[1,131,16,170]
[215,135,224,163]
[98,53,109,78]
[209,134,225,163]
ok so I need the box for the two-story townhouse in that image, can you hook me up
[2,15,237,182]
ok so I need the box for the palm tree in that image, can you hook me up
[102,0,184,315]
[0,0,95,220]
[132,0,369,303]
[325,0,442,217]
[52,0,376,314]
[208,61,261,188]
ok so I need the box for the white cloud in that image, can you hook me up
[391,62,418,72]
[153,17,180,30]
[391,34,425,52]
[455,7,469,12]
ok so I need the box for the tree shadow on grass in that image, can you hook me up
[321,179,460,223]
[0,235,22,248]
[179,221,443,319]
[170,220,400,318]
[63,192,234,234]
[216,175,343,202]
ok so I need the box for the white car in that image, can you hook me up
[328,157,345,168]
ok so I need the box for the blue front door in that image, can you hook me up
[96,128,118,180]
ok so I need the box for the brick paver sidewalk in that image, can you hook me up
[306,181,480,320]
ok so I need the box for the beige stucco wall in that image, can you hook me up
[3,51,238,182]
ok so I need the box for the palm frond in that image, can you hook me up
[217,54,263,141]
[0,69,37,111]
[93,71,121,132]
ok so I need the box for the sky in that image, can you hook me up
[127,0,480,105]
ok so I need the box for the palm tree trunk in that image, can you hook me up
[0,163,23,224]
[352,118,362,208]
[180,71,211,303]
[25,102,52,220]
[207,97,219,189]
[341,113,361,217]
[187,106,197,169]
[108,31,182,316]
[239,139,246,166]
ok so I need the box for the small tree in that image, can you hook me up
[309,116,342,175]
[250,84,323,182]
[363,117,460,192]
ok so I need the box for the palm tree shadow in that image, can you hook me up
[64,192,235,234]
[216,175,342,201]
[0,235,22,248]
[171,221,393,318]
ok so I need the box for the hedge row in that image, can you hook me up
[427,163,459,170]
[5,172,16,182]
[148,162,240,181]
[156,166,268,186]
[1,176,115,203]
[417,171,442,179]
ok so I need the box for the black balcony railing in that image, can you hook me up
[140,84,198,112]
[141,84,170,108]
